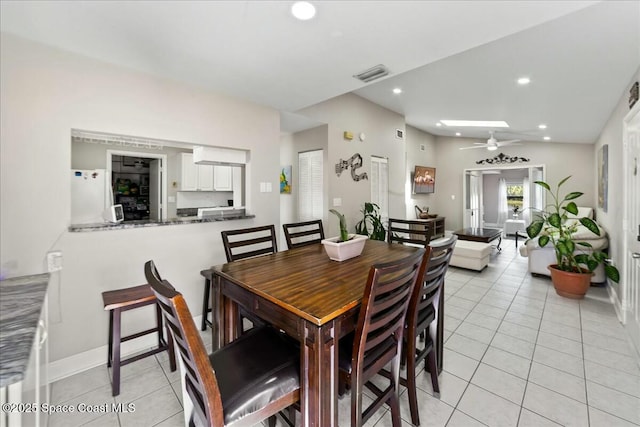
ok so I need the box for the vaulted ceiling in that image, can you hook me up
[1,1,638,144]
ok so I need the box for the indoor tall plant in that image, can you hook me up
[526,175,619,298]
[329,208,350,242]
[355,202,386,241]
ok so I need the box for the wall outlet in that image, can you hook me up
[333,198,342,207]
[47,251,63,272]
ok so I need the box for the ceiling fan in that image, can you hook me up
[459,131,521,151]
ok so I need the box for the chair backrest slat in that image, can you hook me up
[407,236,457,336]
[283,220,325,249]
[352,249,427,383]
[221,225,278,262]
[388,218,434,246]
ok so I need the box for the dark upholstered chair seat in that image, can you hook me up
[212,327,300,425]
[145,260,299,427]
[415,305,435,332]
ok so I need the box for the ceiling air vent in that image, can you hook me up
[354,64,389,83]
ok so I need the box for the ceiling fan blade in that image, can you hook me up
[459,145,488,150]
[497,139,521,145]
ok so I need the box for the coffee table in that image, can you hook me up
[454,227,502,251]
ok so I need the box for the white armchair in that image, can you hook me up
[519,207,609,283]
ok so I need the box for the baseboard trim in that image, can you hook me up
[48,314,203,384]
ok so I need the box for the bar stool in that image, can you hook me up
[102,284,176,396]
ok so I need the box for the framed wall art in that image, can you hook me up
[598,144,608,211]
[413,165,436,194]
[280,165,292,194]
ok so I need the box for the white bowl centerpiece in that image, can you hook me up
[321,234,368,262]
[323,209,368,261]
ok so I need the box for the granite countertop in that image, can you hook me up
[0,273,49,388]
[69,212,255,232]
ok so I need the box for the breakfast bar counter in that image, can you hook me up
[0,273,49,388]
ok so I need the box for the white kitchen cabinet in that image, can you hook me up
[198,163,214,191]
[178,153,214,191]
[213,165,233,191]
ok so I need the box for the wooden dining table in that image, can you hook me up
[208,239,443,427]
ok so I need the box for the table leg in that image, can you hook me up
[437,280,444,373]
[211,275,222,351]
[301,321,338,427]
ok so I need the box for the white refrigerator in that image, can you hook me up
[71,169,110,224]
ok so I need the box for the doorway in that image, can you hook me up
[107,150,168,222]
[621,102,640,357]
[463,165,545,229]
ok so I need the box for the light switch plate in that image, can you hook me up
[47,251,63,272]
[333,198,342,207]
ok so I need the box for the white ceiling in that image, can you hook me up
[1,1,638,144]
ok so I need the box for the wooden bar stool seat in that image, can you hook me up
[102,284,176,396]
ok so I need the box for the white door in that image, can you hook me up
[623,103,640,356]
[465,172,481,228]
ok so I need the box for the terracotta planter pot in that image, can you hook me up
[547,264,593,299]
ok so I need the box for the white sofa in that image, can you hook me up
[519,207,609,283]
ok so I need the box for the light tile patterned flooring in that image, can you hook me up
[50,238,640,426]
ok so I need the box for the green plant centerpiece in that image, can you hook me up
[355,202,386,241]
[329,209,350,242]
[526,176,619,298]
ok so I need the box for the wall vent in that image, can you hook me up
[353,64,389,83]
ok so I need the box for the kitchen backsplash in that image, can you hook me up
[176,191,233,209]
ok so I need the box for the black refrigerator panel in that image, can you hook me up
[115,195,150,221]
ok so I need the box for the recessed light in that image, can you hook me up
[392,88,402,94]
[538,124,547,129]
[543,136,551,141]
[455,132,461,136]
[291,1,316,20]
[440,120,509,128]
[517,77,531,85]
[436,123,442,127]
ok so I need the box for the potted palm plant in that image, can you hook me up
[355,202,386,241]
[526,176,620,298]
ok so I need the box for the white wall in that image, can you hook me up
[297,94,406,235]
[405,125,438,220]
[434,137,596,231]
[279,124,329,243]
[0,33,281,367]
[593,69,639,307]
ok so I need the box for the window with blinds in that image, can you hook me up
[298,149,324,221]
[370,156,389,222]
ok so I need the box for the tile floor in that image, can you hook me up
[50,238,640,426]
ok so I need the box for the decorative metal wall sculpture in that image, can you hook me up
[335,153,368,181]
[476,152,530,165]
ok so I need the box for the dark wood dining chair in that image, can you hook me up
[200,225,278,331]
[144,260,300,427]
[382,235,457,426]
[338,248,427,427]
[387,217,434,246]
[282,219,325,249]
